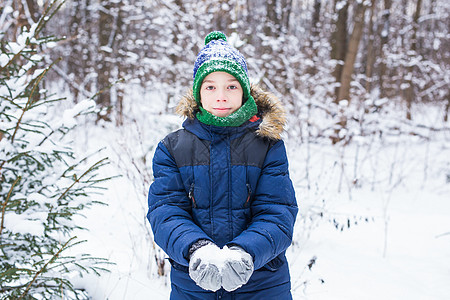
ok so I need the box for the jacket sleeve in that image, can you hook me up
[228,140,298,270]
[147,141,211,266]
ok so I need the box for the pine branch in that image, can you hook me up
[0,176,21,238]
[0,0,64,73]
[89,77,125,102]
[18,236,75,300]
[1,0,112,297]
[10,58,61,143]
[57,158,109,202]
[34,0,67,38]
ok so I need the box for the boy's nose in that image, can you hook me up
[217,91,227,101]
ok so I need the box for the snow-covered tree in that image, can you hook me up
[1,1,111,298]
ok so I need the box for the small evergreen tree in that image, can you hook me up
[1,1,111,298]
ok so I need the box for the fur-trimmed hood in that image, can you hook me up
[175,84,286,140]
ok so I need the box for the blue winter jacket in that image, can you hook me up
[147,85,298,297]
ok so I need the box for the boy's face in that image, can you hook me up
[200,72,243,118]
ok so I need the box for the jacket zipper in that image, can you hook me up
[188,182,197,208]
[244,183,252,207]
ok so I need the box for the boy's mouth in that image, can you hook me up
[213,108,232,113]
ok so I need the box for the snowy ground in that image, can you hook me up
[69,102,450,299]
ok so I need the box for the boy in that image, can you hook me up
[147,31,298,299]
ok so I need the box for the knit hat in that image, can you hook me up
[193,31,257,127]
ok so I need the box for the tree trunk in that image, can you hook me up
[265,0,280,37]
[25,0,40,22]
[12,0,30,39]
[425,0,436,59]
[115,2,125,126]
[311,0,322,37]
[330,0,349,101]
[378,0,392,98]
[214,0,232,33]
[337,2,367,103]
[97,0,114,121]
[281,0,293,33]
[68,0,82,102]
[444,92,450,122]
[365,0,377,93]
[404,0,422,120]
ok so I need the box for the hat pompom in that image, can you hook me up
[205,31,227,45]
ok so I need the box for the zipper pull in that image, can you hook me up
[244,183,252,207]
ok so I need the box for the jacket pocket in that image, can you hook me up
[263,255,285,272]
[169,258,189,273]
[188,182,197,208]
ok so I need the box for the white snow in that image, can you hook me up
[2,68,438,300]
[0,53,10,67]
[4,211,47,236]
[61,98,450,300]
[62,99,96,127]
[192,244,227,269]
[336,0,348,11]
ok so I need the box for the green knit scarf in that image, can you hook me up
[196,95,258,127]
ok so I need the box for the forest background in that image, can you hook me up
[1,0,449,299]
